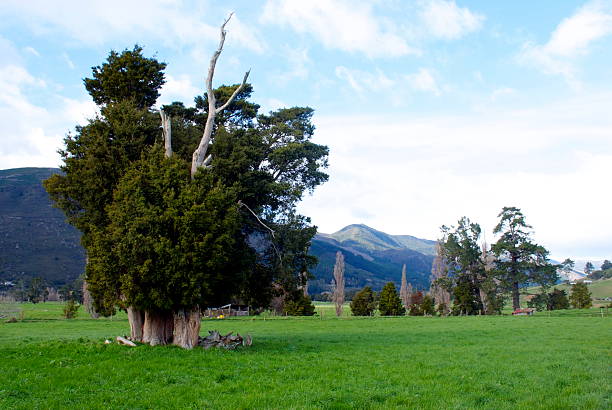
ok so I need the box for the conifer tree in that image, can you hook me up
[492,207,557,310]
[378,282,404,316]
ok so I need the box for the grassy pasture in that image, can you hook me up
[1,303,610,409]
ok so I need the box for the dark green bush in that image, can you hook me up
[350,286,375,316]
[378,282,404,316]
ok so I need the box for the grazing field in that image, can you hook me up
[1,303,610,409]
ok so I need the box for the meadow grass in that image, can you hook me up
[1,303,610,409]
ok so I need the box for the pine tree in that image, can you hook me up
[492,207,557,310]
[378,282,404,316]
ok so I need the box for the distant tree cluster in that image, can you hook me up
[428,207,559,315]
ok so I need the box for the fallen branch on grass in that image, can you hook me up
[116,336,137,347]
[199,330,252,350]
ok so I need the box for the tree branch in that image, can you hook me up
[191,13,250,178]
[159,109,172,158]
[216,69,251,113]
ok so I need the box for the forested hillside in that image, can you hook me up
[0,168,85,286]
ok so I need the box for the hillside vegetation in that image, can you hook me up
[0,168,85,286]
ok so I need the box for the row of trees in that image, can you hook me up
[527,282,593,310]
[44,17,329,348]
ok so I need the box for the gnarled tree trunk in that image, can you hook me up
[143,311,174,346]
[173,308,201,349]
[127,307,145,342]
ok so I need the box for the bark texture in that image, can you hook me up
[173,308,201,349]
[143,311,174,346]
[127,307,145,342]
[82,280,99,319]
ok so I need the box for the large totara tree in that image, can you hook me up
[46,16,328,348]
[492,207,557,310]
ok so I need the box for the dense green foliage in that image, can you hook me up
[570,282,593,309]
[528,288,570,311]
[378,282,404,316]
[0,303,610,409]
[45,46,329,316]
[349,286,375,316]
[283,294,316,316]
[84,45,166,108]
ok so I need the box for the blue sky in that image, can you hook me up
[1,0,611,261]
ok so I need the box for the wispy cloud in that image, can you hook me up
[518,0,612,87]
[419,0,484,40]
[405,68,441,95]
[261,0,419,58]
[0,0,265,53]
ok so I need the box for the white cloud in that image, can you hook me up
[261,0,418,57]
[419,0,484,40]
[518,1,612,87]
[299,92,612,260]
[335,66,395,94]
[0,0,265,53]
[490,87,516,101]
[24,46,40,57]
[158,74,200,106]
[0,60,95,169]
[62,53,75,69]
[405,68,441,95]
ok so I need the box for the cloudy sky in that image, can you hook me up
[1,0,611,261]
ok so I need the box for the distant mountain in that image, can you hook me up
[0,168,85,287]
[308,224,435,294]
[0,168,434,294]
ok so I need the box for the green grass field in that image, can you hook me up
[1,303,610,409]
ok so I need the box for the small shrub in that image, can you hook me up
[63,300,80,319]
[569,282,592,309]
[284,294,316,316]
[350,286,375,316]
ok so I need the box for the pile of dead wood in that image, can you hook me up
[110,330,252,350]
[199,330,252,350]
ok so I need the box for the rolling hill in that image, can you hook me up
[0,167,434,293]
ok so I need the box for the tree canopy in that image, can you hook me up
[45,38,329,347]
[492,207,557,310]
